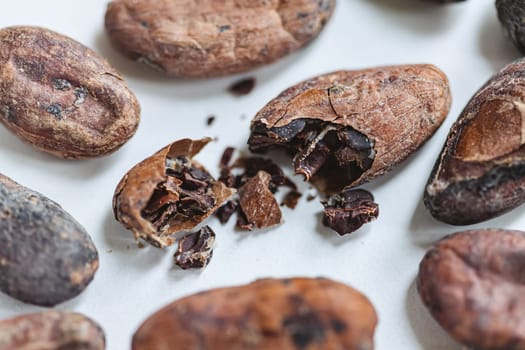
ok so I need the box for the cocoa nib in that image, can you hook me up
[238,171,282,231]
[322,189,378,236]
[113,138,235,248]
[174,226,215,269]
[228,77,256,96]
[281,190,303,209]
[248,65,451,194]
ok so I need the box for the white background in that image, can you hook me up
[0,1,521,349]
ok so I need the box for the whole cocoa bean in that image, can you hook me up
[133,277,377,350]
[497,0,525,54]
[113,138,235,248]
[417,229,525,349]
[0,174,98,306]
[0,311,105,350]
[0,26,140,159]
[425,57,525,225]
[248,64,451,194]
[104,0,335,78]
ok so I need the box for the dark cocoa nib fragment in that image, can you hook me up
[322,189,379,236]
[282,190,302,209]
[248,65,451,194]
[174,226,215,269]
[425,57,525,225]
[228,77,256,96]
[113,138,235,248]
[215,200,239,224]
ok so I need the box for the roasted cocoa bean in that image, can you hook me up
[113,138,235,248]
[248,64,451,194]
[417,229,525,349]
[425,58,525,225]
[0,26,140,159]
[104,0,335,78]
[0,311,105,350]
[0,174,98,306]
[132,277,378,350]
[497,0,525,54]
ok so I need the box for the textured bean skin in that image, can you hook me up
[418,229,525,349]
[0,311,105,350]
[133,278,378,350]
[0,26,140,159]
[0,174,98,306]
[425,58,525,225]
[248,64,451,193]
[104,0,335,77]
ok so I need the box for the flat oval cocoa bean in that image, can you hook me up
[0,26,140,159]
[104,0,335,78]
[417,229,525,349]
[0,311,105,350]
[425,58,525,225]
[113,138,235,248]
[248,64,451,194]
[133,277,377,350]
[0,174,98,306]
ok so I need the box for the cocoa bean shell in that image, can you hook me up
[425,57,525,225]
[0,311,105,350]
[104,0,335,78]
[417,229,525,349]
[113,138,236,248]
[132,277,378,350]
[249,64,451,193]
[0,174,99,306]
[0,26,140,159]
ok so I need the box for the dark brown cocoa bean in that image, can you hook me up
[0,174,98,306]
[113,138,235,248]
[425,58,525,225]
[104,0,335,78]
[132,277,378,350]
[0,26,140,159]
[497,0,525,54]
[0,311,105,350]
[248,64,451,194]
[417,229,525,349]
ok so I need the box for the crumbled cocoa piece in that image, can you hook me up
[228,78,256,96]
[206,115,216,126]
[307,194,317,201]
[238,171,282,230]
[281,190,302,209]
[215,200,239,224]
[322,189,379,236]
[174,226,215,269]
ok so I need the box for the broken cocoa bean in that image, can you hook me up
[113,138,235,248]
[0,26,140,159]
[248,64,451,194]
[132,277,378,350]
[105,0,335,77]
[0,174,98,306]
[418,229,525,349]
[0,311,105,350]
[174,226,215,269]
[425,58,525,225]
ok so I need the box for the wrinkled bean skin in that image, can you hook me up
[105,0,335,78]
[418,229,525,349]
[249,65,451,194]
[0,26,140,159]
[0,174,98,306]
[0,311,105,350]
[425,58,525,225]
[133,278,377,350]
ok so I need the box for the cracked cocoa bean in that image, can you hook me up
[417,229,525,349]
[497,0,525,54]
[174,225,215,269]
[0,311,105,350]
[322,188,378,236]
[248,64,451,194]
[425,58,525,225]
[0,174,98,306]
[104,0,335,77]
[0,26,140,159]
[113,138,235,248]
[132,277,378,350]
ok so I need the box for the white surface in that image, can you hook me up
[0,1,521,349]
